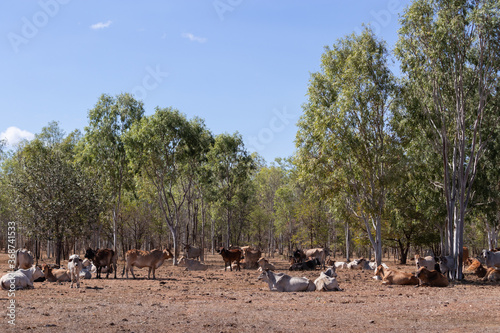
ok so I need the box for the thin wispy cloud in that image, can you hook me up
[0,126,34,147]
[181,32,207,43]
[90,20,112,30]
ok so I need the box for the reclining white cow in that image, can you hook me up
[79,258,95,279]
[177,256,208,271]
[314,267,341,291]
[258,270,315,292]
[0,265,44,290]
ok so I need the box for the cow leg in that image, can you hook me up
[130,266,136,279]
[151,266,156,280]
[96,267,101,279]
[113,262,117,279]
[147,267,152,279]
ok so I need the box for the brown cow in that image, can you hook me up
[85,248,118,279]
[42,264,71,282]
[415,267,449,287]
[242,247,261,269]
[123,248,173,279]
[483,267,500,282]
[374,265,419,285]
[219,247,242,271]
[465,258,487,278]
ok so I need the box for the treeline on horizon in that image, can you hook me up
[0,0,499,279]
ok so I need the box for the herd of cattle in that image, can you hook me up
[1,245,500,292]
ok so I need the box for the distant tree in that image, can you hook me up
[296,28,399,266]
[206,133,255,247]
[7,122,101,265]
[79,93,144,250]
[125,107,207,264]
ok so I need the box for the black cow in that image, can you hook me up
[84,248,117,279]
[289,258,321,271]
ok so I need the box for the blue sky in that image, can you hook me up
[1,0,411,163]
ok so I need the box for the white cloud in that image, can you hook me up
[90,20,112,30]
[181,32,207,43]
[0,127,35,146]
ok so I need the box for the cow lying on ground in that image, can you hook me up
[347,258,367,270]
[68,254,83,288]
[177,256,208,271]
[289,258,321,271]
[0,265,44,290]
[183,244,202,260]
[79,259,95,279]
[219,247,242,271]
[374,265,419,285]
[415,255,437,271]
[123,248,173,279]
[85,248,118,279]
[14,249,34,270]
[257,257,275,271]
[415,267,449,287]
[43,264,71,282]
[314,267,341,291]
[483,267,500,282]
[482,250,500,268]
[258,269,315,292]
[333,261,348,269]
[242,247,262,269]
[464,258,487,278]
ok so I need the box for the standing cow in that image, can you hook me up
[85,248,118,279]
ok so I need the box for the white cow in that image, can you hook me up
[258,270,315,292]
[0,266,44,290]
[347,258,367,270]
[14,249,34,269]
[68,254,83,288]
[334,261,348,269]
[482,250,500,268]
[79,258,95,279]
[314,267,341,291]
[415,255,436,271]
[177,256,208,271]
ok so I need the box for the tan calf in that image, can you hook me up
[415,267,449,287]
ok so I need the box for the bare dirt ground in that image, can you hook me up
[0,252,499,333]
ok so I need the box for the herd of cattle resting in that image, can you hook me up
[1,245,500,292]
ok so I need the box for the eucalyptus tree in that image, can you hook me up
[79,93,144,250]
[296,28,400,266]
[124,107,206,264]
[396,0,500,278]
[6,122,100,265]
[206,133,255,247]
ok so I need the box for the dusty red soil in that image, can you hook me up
[0,252,499,332]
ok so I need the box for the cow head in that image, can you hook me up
[84,248,96,261]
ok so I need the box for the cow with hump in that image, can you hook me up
[14,249,34,270]
[258,269,315,292]
[85,248,118,279]
[123,248,173,279]
[0,265,44,290]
